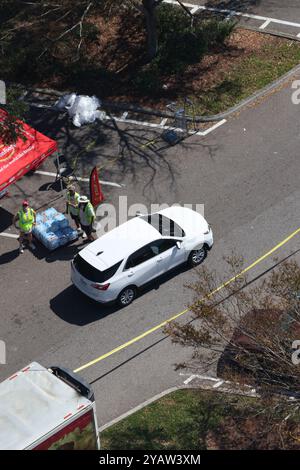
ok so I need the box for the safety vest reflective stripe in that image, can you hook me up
[67,192,80,215]
[67,192,79,204]
[83,202,95,225]
[18,208,35,232]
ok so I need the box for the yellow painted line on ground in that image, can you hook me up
[140,139,158,149]
[74,227,300,373]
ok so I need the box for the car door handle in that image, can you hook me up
[128,270,134,277]
[157,257,163,263]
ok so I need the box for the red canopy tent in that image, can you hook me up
[0,109,58,194]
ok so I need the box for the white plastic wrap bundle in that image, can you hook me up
[55,93,106,127]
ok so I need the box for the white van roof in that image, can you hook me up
[0,362,92,450]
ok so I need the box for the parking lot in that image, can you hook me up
[1,74,300,426]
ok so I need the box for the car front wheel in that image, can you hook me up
[117,286,137,307]
[188,246,207,267]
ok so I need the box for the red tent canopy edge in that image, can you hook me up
[0,109,58,192]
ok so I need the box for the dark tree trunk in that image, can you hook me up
[142,0,159,61]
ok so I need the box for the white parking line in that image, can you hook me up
[0,232,18,239]
[33,170,123,188]
[28,97,226,139]
[180,372,219,382]
[259,19,271,30]
[109,114,227,136]
[213,380,224,388]
[164,0,300,31]
[198,119,227,136]
[179,373,258,396]
[190,5,200,14]
[108,114,180,130]
[183,374,197,385]
[28,99,226,144]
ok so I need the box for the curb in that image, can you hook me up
[18,60,300,125]
[241,24,300,43]
[98,387,178,432]
[202,62,300,121]
[93,61,300,123]
[99,372,300,433]
[98,381,259,433]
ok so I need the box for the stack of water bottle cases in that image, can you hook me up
[33,207,78,250]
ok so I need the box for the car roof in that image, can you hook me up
[80,216,161,269]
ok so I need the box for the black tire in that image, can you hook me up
[117,286,137,307]
[188,245,207,267]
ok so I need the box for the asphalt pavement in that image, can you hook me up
[182,0,300,21]
[165,0,300,38]
[1,26,300,426]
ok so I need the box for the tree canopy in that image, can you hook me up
[166,257,300,446]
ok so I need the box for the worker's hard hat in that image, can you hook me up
[78,195,89,204]
[22,200,29,207]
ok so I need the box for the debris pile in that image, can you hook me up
[55,93,106,127]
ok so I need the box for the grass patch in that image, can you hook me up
[101,389,300,450]
[184,41,300,116]
[101,389,222,450]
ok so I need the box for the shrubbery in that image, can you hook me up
[0,2,235,99]
[134,4,235,94]
[157,5,235,71]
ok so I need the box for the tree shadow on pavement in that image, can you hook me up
[27,107,220,204]
[29,107,111,185]
[29,107,178,201]
[101,117,178,196]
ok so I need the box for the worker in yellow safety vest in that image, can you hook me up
[66,185,81,232]
[78,195,96,242]
[13,200,36,254]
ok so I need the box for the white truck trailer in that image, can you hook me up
[0,362,100,450]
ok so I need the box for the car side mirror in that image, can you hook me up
[176,241,182,249]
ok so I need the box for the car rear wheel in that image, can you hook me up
[188,246,207,267]
[117,286,137,307]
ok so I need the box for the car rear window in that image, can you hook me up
[73,254,122,282]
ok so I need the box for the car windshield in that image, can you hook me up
[73,254,122,283]
[141,214,185,237]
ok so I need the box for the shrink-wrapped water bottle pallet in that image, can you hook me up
[33,208,78,251]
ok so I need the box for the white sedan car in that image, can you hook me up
[71,206,213,307]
